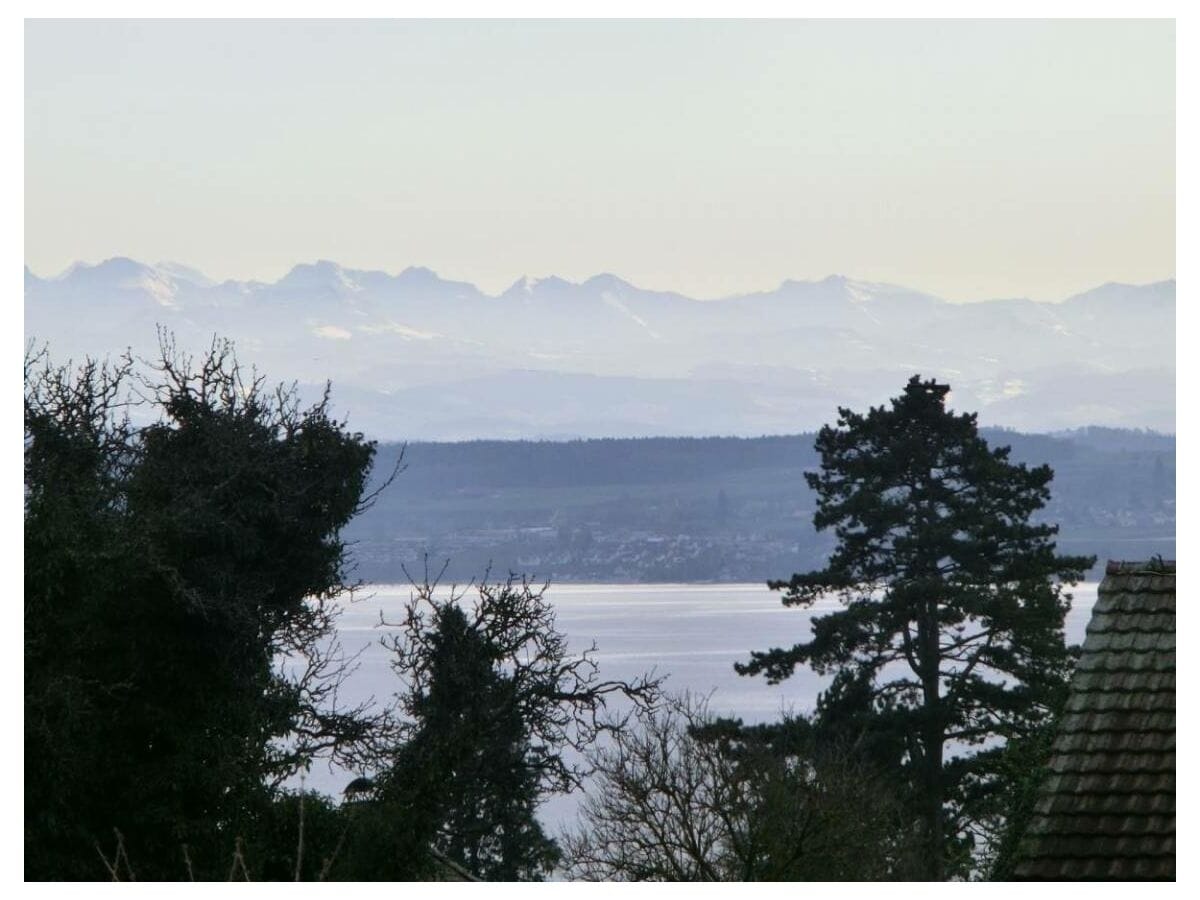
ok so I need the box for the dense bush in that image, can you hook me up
[24,339,386,879]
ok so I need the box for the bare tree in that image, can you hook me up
[563,694,921,881]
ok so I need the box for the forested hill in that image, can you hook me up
[345,427,1175,584]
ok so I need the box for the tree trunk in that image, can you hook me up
[924,722,944,880]
[920,599,945,880]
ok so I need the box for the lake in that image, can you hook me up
[300,580,1100,832]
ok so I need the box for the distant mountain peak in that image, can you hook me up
[397,265,439,282]
[1062,279,1176,308]
[584,273,634,292]
[155,261,215,287]
[36,257,181,306]
[775,274,871,299]
[85,256,152,278]
[286,259,343,276]
[278,259,362,295]
[502,275,534,296]
[776,273,852,289]
[501,275,574,298]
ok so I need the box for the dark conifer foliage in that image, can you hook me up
[336,574,662,881]
[24,338,388,879]
[738,376,1094,879]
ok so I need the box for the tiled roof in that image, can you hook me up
[1012,560,1175,880]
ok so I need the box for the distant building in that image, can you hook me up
[1012,560,1175,880]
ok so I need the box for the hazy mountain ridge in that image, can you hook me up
[25,259,1175,439]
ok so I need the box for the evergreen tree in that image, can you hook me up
[25,339,389,879]
[737,376,1093,879]
[351,574,661,881]
[387,604,559,880]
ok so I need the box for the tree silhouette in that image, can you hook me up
[738,376,1093,879]
[348,572,662,880]
[24,337,392,879]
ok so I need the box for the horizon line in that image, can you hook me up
[23,255,1178,306]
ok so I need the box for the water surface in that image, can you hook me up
[305,580,1099,831]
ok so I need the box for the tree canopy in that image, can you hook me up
[737,375,1094,879]
[334,573,662,881]
[25,338,659,880]
[26,352,1098,881]
[24,338,389,879]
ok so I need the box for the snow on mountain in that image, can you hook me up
[154,261,217,289]
[277,260,365,295]
[23,259,1176,439]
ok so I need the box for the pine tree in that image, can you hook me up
[738,376,1093,879]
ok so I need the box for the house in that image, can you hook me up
[1012,560,1175,880]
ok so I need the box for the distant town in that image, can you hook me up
[347,428,1175,584]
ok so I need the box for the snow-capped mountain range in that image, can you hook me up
[24,259,1175,439]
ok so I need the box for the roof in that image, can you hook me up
[1012,560,1175,880]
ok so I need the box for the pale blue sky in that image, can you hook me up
[25,19,1175,300]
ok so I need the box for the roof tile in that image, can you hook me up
[1011,562,1174,881]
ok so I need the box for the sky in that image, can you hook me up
[24,18,1175,301]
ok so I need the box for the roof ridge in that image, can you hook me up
[1105,559,1175,575]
